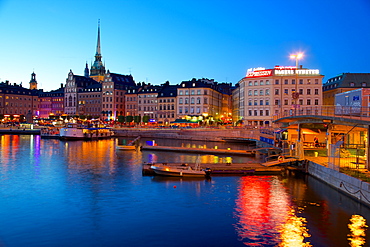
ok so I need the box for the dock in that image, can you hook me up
[142,162,284,176]
[141,145,255,156]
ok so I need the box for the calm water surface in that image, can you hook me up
[0,135,370,247]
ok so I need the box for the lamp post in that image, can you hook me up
[290,53,303,115]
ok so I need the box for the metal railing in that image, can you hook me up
[273,105,370,122]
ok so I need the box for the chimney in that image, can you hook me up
[61,83,64,88]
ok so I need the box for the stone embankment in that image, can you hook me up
[113,128,265,143]
[307,161,370,207]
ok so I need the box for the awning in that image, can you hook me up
[171,119,189,123]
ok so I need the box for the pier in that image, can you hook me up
[141,145,255,156]
[142,162,291,176]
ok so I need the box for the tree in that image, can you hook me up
[134,116,141,124]
[142,115,150,123]
[117,116,125,123]
[126,115,133,123]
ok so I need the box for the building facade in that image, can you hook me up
[157,82,177,125]
[137,84,161,121]
[38,85,64,118]
[323,73,370,105]
[64,70,99,116]
[0,80,39,121]
[238,66,324,127]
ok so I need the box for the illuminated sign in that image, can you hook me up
[274,69,320,75]
[246,69,272,78]
[274,66,296,70]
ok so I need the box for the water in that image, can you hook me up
[0,135,370,247]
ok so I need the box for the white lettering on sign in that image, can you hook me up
[274,69,320,75]
[246,70,272,78]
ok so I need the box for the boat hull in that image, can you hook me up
[150,165,209,177]
[59,127,114,140]
[116,145,136,150]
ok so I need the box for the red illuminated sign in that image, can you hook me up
[246,69,272,78]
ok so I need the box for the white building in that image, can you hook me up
[237,65,324,127]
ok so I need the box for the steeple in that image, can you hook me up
[29,71,37,90]
[84,62,90,77]
[96,19,101,57]
[90,19,106,81]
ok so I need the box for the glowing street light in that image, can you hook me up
[290,53,303,68]
[290,53,304,116]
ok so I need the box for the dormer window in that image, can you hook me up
[350,82,355,87]
[182,84,185,87]
[362,82,367,87]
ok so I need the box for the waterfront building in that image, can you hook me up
[177,78,225,124]
[137,83,161,122]
[78,83,102,118]
[157,81,178,125]
[64,70,99,116]
[323,73,370,105]
[124,86,140,117]
[232,83,242,124]
[237,65,324,127]
[101,71,136,120]
[0,80,39,121]
[38,84,64,118]
[217,83,234,124]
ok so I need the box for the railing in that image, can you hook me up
[273,105,370,122]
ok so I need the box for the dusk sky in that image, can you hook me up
[0,0,369,91]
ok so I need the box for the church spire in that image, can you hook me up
[96,19,101,56]
[90,19,106,81]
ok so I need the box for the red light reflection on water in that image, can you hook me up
[234,176,312,246]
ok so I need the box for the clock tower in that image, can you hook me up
[29,71,38,90]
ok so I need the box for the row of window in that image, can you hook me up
[247,88,320,96]
[178,89,207,96]
[1,102,34,108]
[248,110,270,116]
[138,106,157,111]
[178,97,207,104]
[246,79,320,86]
[159,105,175,110]
[178,106,207,114]
[158,114,175,119]
[159,99,175,103]
[0,96,35,100]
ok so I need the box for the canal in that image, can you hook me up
[0,135,369,246]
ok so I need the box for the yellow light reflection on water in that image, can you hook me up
[278,209,312,247]
[348,215,368,247]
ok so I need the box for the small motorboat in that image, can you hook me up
[150,160,212,178]
[116,136,141,151]
[116,145,137,150]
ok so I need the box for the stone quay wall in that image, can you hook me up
[113,128,261,142]
[307,161,370,207]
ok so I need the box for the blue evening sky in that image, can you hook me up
[0,0,369,91]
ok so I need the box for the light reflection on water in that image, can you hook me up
[1,135,370,246]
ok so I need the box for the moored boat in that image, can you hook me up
[59,123,114,140]
[40,127,60,139]
[150,163,212,177]
[116,136,141,151]
[116,145,137,150]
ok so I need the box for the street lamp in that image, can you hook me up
[290,53,303,69]
[290,53,303,116]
